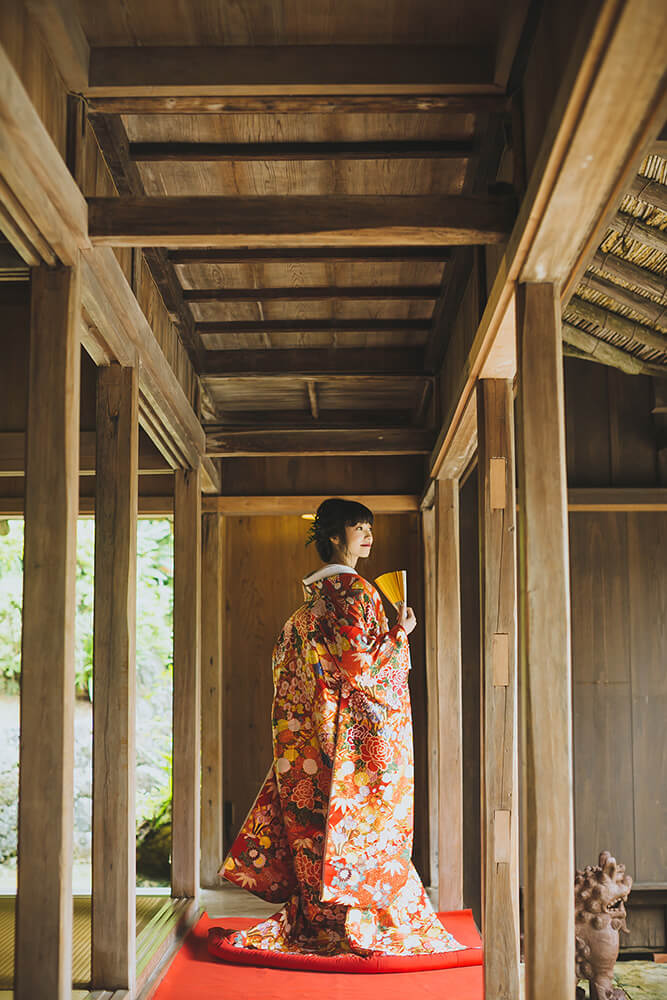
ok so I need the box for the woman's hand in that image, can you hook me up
[396,602,417,636]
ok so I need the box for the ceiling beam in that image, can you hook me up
[203,494,419,515]
[607,210,666,256]
[567,294,667,354]
[0,431,170,477]
[130,140,475,162]
[87,194,515,249]
[627,173,667,212]
[87,44,497,96]
[580,271,667,327]
[184,285,440,303]
[202,411,415,429]
[591,249,667,300]
[199,348,428,376]
[169,247,452,265]
[196,319,431,337]
[206,427,434,457]
[85,94,510,115]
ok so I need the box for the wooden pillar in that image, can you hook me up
[91,364,138,992]
[15,263,81,1000]
[421,504,438,891]
[172,466,202,899]
[477,378,520,999]
[516,283,575,1000]
[434,479,464,910]
[200,512,224,888]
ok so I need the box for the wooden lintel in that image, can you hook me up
[0,496,174,517]
[130,140,475,162]
[567,488,667,511]
[169,247,452,265]
[197,319,431,337]
[206,428,434,457]
[0,431,171,477]
[184,285,440,303]
[85,93,510,115]
[202,494,419,515]
[87,44,496,95]
[87,195,515,249]
[200,348,429,376]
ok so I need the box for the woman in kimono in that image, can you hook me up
[214,498,468,963]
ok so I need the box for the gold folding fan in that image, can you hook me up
[374,570,408,609]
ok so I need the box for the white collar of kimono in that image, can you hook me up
[302,563,360,586]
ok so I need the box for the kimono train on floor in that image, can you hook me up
[218,564,468,958]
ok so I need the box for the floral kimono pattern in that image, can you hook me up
[219,566,467,957]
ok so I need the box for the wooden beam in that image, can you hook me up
[200,348,429,376]
[567,487,667,511]
[425,248,475,371]
[0,495,174,517]
[87,195,515,249]
[204,411,415,430]
[434,479,464,910]
[205,427,434,457]
[197,319,431,338]
[172,467,202,900]
[580,270,667,327]
[477,378,520,1000]
[627,173,667,212]
[91,364,138,993]
[562,322,667,376]
[169,247,452,265]
[130,140,475,162]
[591,248,667,300]
[85,93,510,115]
[88,44,496,95]
[0,42,90,265]
[24,0,89,92]
[431,0,667,479]
[202,494,418,515]
[88,114,205,371]
[567,295,667,354]
[516,282,574,1000]
[200,513,224,889]
[608,210,667,256]
[0,431,171,476]
[435,391,478,483]
[184,285,440,302]
[80,248,206,469]
[15,263,80,1000]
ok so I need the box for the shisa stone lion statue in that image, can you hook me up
[575,850,632,1000]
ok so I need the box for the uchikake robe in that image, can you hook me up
[219,565,466,957]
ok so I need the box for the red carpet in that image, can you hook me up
[153,912,484,1000]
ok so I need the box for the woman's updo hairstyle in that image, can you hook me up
[305,497,374,562]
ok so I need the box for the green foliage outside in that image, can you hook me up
[0,518,175,879]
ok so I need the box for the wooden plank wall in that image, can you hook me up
[569,510,667,886]
[222,511,430,883]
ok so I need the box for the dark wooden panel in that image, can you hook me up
[564,357,611,487]
[459,470,481,927]
[627,512,667,884]
[220,455,427,497]
[608,369,659,487]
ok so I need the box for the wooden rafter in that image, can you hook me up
[580,271,667,327]
[628,173,667,213]
[129,140,475,162]
[168,247,452,265]
[87,44,496,94]
[567,295,667,354]
[608,211,667,256]
[591,249,667,300]
[562,321,667,376]
[196,319,431,337]
[87,195,515,249]
[205,427,434,457]
[184,285,440,303]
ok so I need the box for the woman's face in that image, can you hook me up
[339,521,374,560]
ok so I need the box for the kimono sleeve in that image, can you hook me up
[329,582,410,707]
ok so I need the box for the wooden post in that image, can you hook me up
[172,466,202,898]
[421,504,439,891]
[477,378,520,999]
[516,283,575,1000]
[91,364,138,992]
[15,263,81,1000]
[200,512,224,888]
[434,479,464,910]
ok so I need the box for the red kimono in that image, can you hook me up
[218,565,467,957]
